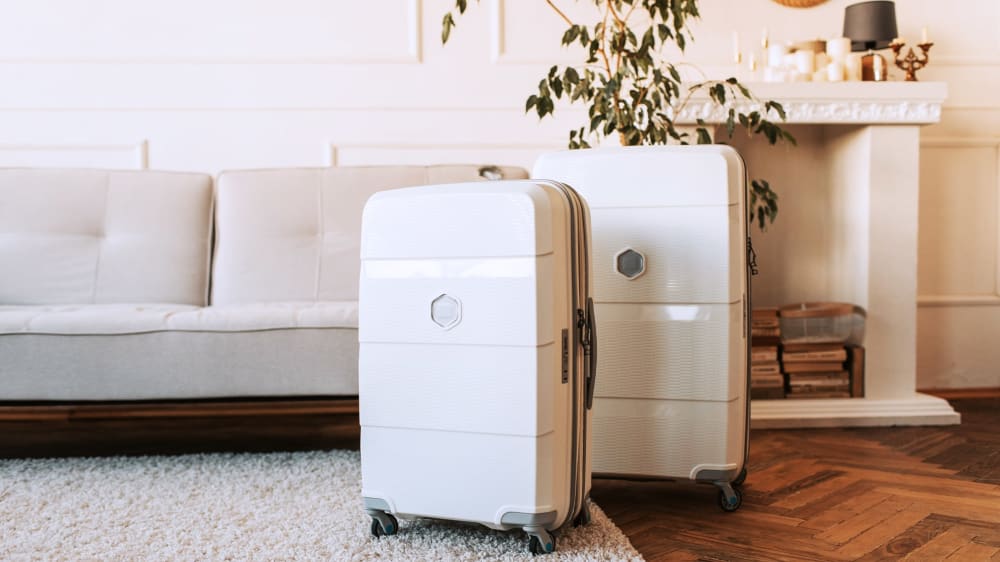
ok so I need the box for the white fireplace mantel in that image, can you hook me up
[678,82,947,125]
[682,82,959,428]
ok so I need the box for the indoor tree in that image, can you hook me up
[442,0,795,230]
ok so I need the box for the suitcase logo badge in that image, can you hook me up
[614,247,646,279]
[430,294,462,329]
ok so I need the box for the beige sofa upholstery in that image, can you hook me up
[0,165,528,401]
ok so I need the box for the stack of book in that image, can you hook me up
[750,308,784,399]
[781,344,851,398]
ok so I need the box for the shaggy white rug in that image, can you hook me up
[0,450,642,561]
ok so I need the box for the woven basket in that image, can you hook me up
[772,0,828,7]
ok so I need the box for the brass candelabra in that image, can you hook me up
[891,41,933,81]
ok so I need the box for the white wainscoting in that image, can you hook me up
[0,141,147,169]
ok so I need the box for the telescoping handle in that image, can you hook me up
[579,298,598,410]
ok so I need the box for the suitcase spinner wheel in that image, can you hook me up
[367,510,398,538]
[715,482,743,512]
[527,529,556,555]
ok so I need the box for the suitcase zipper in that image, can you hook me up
[535,179,591,530]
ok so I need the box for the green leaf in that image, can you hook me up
[766,100,787,121]
[562,25,581,45]
[525,95,538,112]
[441,13,455,44]
[589,113,603,132]
[551,77,564,98]
[713,83,726,105]
[657,23,672,42]
[696,127,712,145]
[456,0,467,13]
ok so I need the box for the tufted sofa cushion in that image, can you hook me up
[0,169,214,306]
[211,165,528,307]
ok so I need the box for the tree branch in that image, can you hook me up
[545,0,574,27]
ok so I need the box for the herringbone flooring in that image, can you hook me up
[592,398,1000,561]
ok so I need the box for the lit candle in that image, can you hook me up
[749,52,758,72]
[762,28,769,49]
[921,26,929,43]
[733,31,741,63]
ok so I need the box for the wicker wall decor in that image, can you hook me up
[772,0,828,7]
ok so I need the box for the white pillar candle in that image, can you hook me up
[812,68,829,82]
[762,28,769,49]
[845,53,863,81]
[768,44,788,68]
[794,50,816,74]
[826,37,851,61]
[921,26,929,43]
[815,52,831,69]
[827,61,845,82]
[733,31,741,62]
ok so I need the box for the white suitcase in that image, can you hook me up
[533,146,750,511]
[358,180,596,554]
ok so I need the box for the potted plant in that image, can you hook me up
[442,0,795,230]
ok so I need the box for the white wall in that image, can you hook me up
[1,0,997,389]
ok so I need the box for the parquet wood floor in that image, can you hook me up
[592,398,1000,561]
[1,398,997,561]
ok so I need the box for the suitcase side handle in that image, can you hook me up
[579,297,597,410]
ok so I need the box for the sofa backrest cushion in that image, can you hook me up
[0,169,214,306]
[211,165,528,305]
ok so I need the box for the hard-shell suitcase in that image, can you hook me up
[533,145,750,511]
[358,179,596,554]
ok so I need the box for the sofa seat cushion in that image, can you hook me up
[168,302,358,331]
[0,301,358,335]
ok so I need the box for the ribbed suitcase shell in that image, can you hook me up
[533,146,749,509]
[359,180,594,553]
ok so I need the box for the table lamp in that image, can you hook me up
[843,1,898,81]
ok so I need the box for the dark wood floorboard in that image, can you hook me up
[1,398,997,561]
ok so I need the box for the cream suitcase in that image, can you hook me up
[359,180,596,554]
[533,146,750,511]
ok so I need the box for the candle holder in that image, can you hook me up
[891,41,933,81]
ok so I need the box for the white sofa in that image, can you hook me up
[0,165,527,402]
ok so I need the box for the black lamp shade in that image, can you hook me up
[843,1,898,51]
